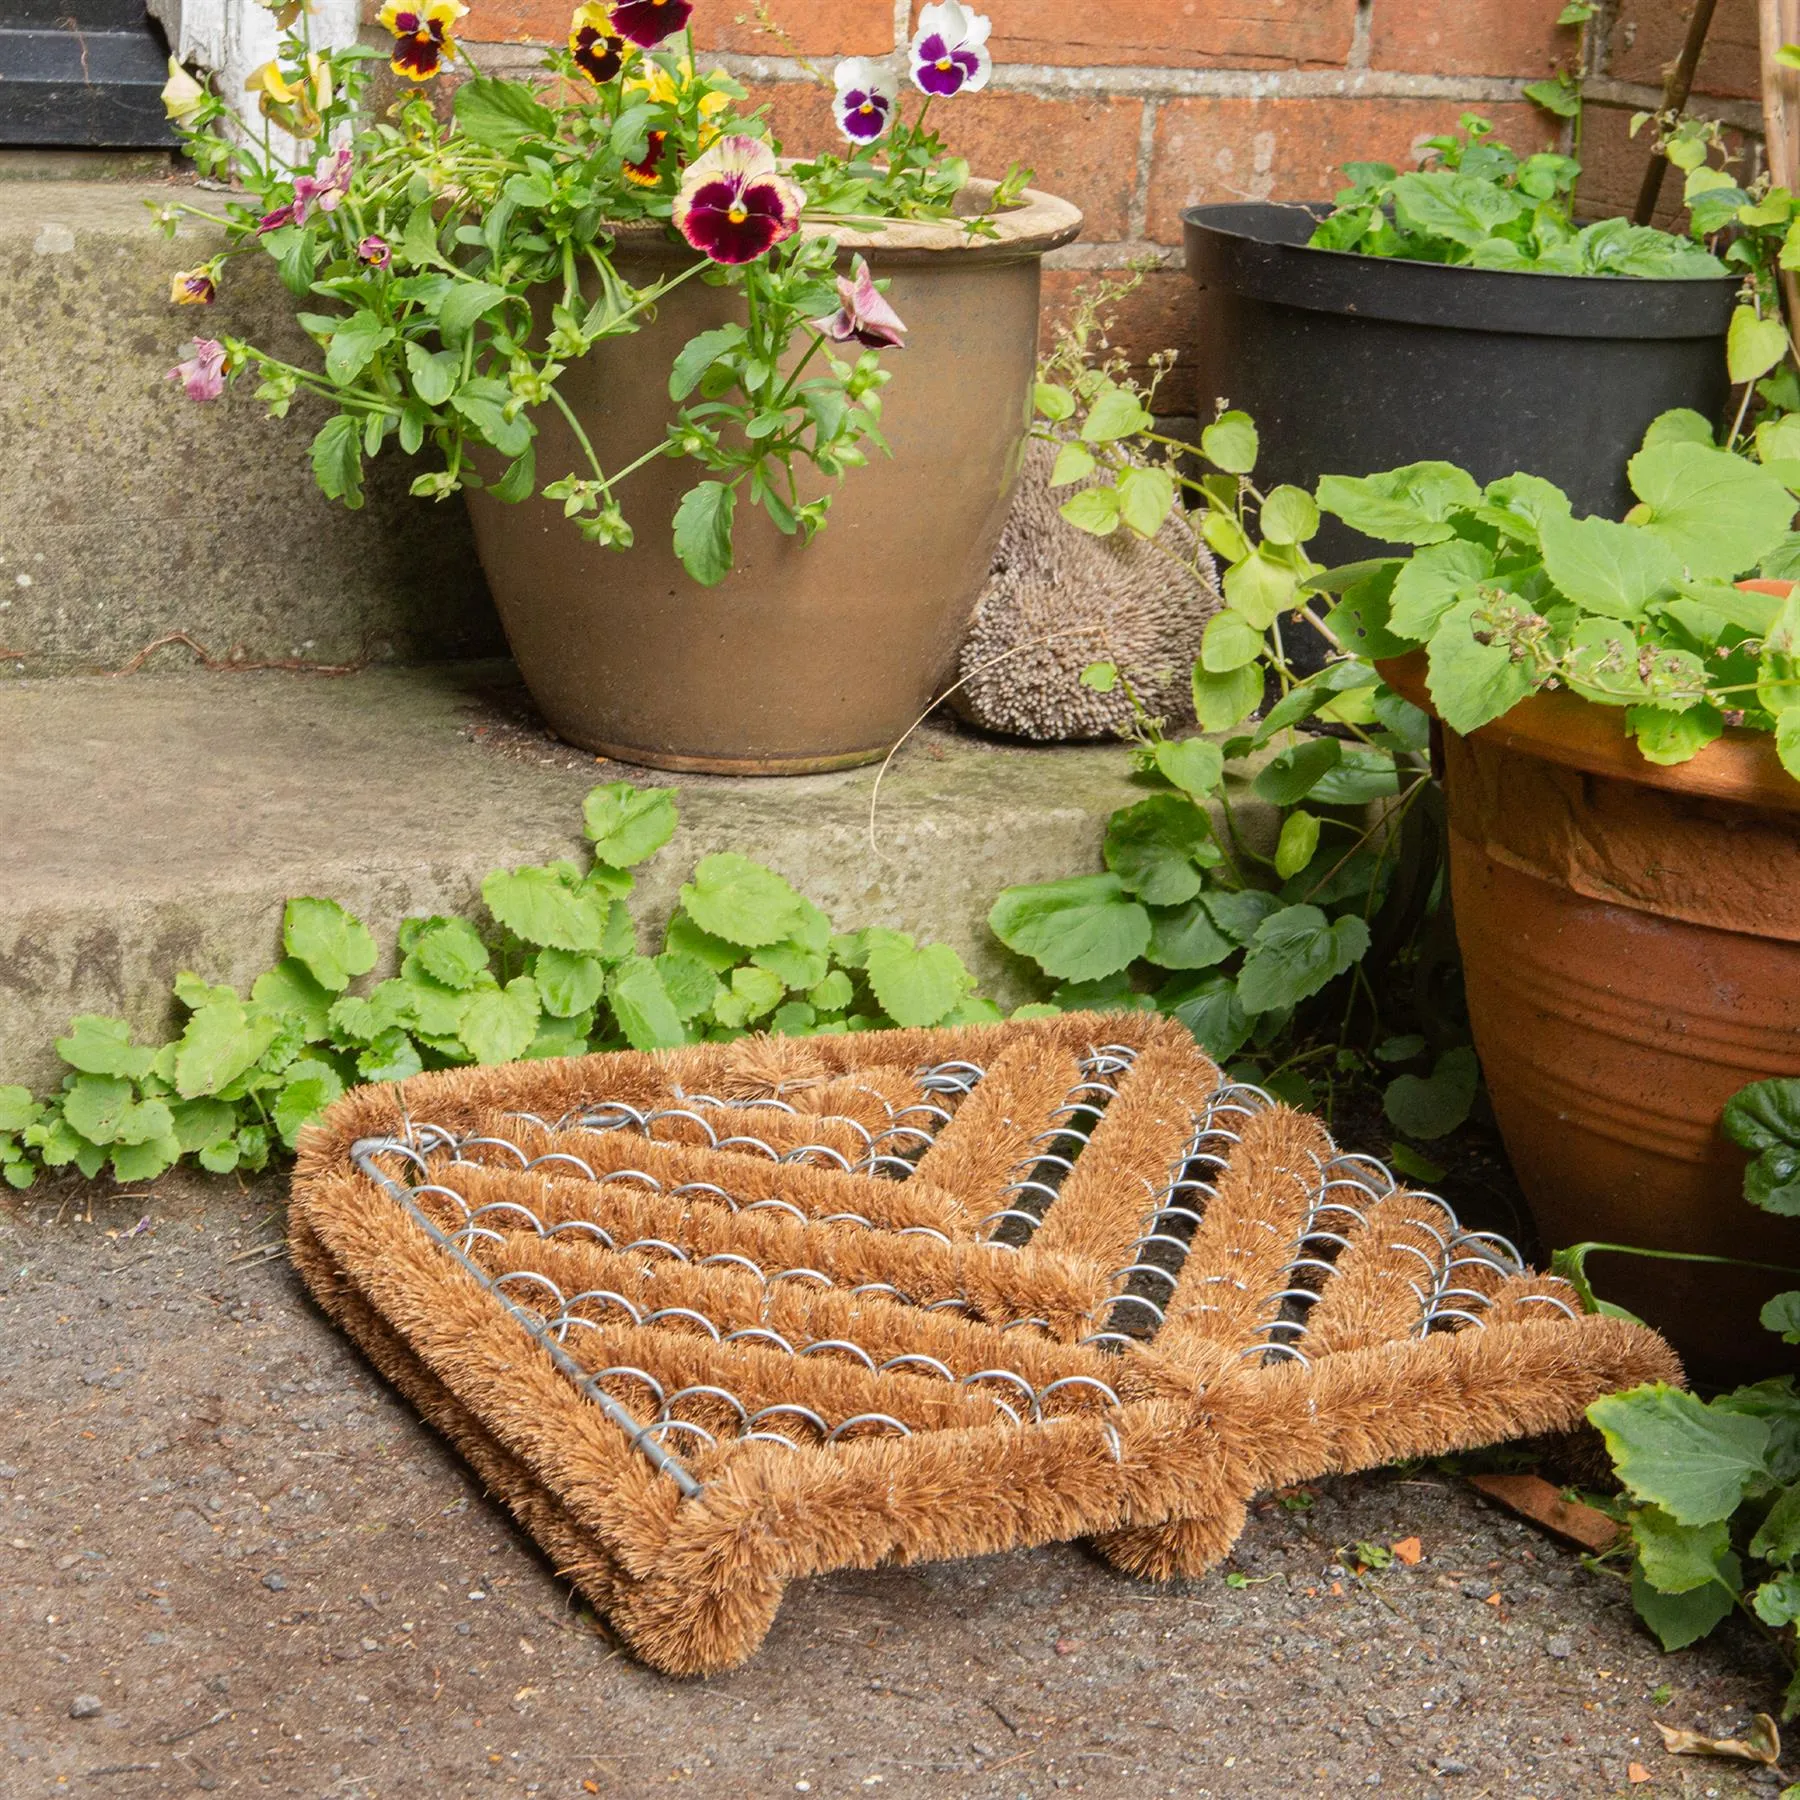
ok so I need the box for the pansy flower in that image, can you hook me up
[568,3,625,83]
[292,145,352,223]
[608,0,691,49]
[169,266,217,305]
[357,235,392,269]
[831,57,898,144]
[908,0,990,96]
[168,338,228,403]
[377,0,466,81]
[812,256,906,348]
[623,129,669,186]
[244,58,320,133]
[672,135,804,265]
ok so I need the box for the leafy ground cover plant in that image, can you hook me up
[1313,413,1800,775]
[1568,1078,1800,1719]
[154,0,1024,583]
[986,282,1475,1158]
[0,783,997,1188]
[1307,114,1726,279]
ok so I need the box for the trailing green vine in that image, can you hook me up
[0,781,1002,1189]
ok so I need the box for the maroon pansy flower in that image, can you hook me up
[623,129,669,187]
[608,0,691,49]
[378,0,465,81]
[357,235,392,269]
[672,135,804,266]
[568,4,625,82]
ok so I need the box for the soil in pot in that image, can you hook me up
[464,184,1081,776]
[1183,203,1736,570]
[1383,650,1800,1382]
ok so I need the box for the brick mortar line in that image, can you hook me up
[1126,98,1155,241]
[1346,0,1374,72]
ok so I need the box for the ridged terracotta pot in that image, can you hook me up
[463,185,1082,774]
[1383,650,1800,1380]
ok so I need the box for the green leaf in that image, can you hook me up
[1753,1481,1800,1561]
[55,1015,154,1081]
[654,951,722,1020]
[1080,383,1151,443]
[1730,305,1792,383]
[608,956,686,1050]
[173,996,279,1100]
[988,873,1151,983]
[1388,539,1495,641]
[453,76,556,149]
[1588,1383,1770,1523]
[806,969,854,1014]
[1387,1142,1445,1182]
[1633,1506,1733,1594]
[673,480,737,586]
[1144,899,1236,970]
[1116,465,1175,537]
[1425,595,1539,734]
[490,446,537,506]
[1540,512,1680,620]
[663,909,740,971]
[533,947,608,1018]
[325,311,395,386]
[1058,486,1120,536]
[1628,702,1723,765]
[250,960,334,1038]
[1154,737,1225,798]
[110,1134,181,1182]
[170,1097,237,1154]
[1222,548,1297,628]
[1753,1571,1800,1628]
[309,414,364,509]
[679,854,805,947]
[670,324,747,402]
[863,935,973,1027]
[1383,1046,1480,1139]
[1391,169,1526,245]
[357,1028,424,1083]
[1235,905,1371,1014]
[1200,410,1258,474]
[1260,484,1319,546]
[1203,888,1282,944]
[713,964,786,1028]
[1629,441,1796,578]
[1201,609,1265,672]
[1631,1555,1740,1650]
[0,1085,40,1134]
[270,1055,344,1147]
[450,382,531,458]
[1158,972,1253,1060]
[482,865,606,952]
[751,938,828,990]
[1104,795,1219,905]
[1763,596,1800,717]
[438,280,510,343]
[1523,74,1580,118]
[1191,662,1263,733]
[412,917,491,989]
[1049,443,1096,487]
[583,781,678,867]
[63,1074,135,1146]
[1324,568,1414,663]
[459,975,541,1065]
[1724,1078,1800,1154]
[1315,462,1480,546]
[1274,809,1320,880]
[1763,1292,1800,1346]
[1308,745,1401,805]
[1253,736,1342,806]
[284,897,376,993]
[1033,381,1075,421]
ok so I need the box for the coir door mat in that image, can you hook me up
[290,1012,1677,1675]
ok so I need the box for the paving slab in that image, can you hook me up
[0,662,1217,1088]
[0,1172,1773,1799]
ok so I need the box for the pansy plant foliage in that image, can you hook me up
[151,0,1009,584]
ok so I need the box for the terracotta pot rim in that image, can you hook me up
[1377,646,1800,816]
[604,177,1083,263]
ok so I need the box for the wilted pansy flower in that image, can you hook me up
[244,58,318,133]
[169,266,217,305]
[812,255,906,348]
[568,3,624,82]
[608,0,691,49]
[831,57,898,144]
[161,59,208,123]
[672,135,804,265]
[623,130,669,186]
[292,145,352,222]
[168,338,227,402]
[357,235,392,269]
[909,0,990,95]
[377,0,466,80]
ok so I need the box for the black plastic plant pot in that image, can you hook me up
[1182,202,1739,566]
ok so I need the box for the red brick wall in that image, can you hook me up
[462,0,1769,415]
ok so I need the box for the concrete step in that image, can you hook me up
[2,180,502,674]
[0,661,1262,1089]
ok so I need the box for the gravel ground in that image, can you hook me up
[0,1174,1783,1800]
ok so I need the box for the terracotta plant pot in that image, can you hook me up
[463,185,1082,774]
[1381,648,1800,1382]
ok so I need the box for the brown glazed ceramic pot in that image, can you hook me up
[463,185,1082,774]
[1382,649,1800,1381]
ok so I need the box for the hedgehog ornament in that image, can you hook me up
[951,439,1221,742]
